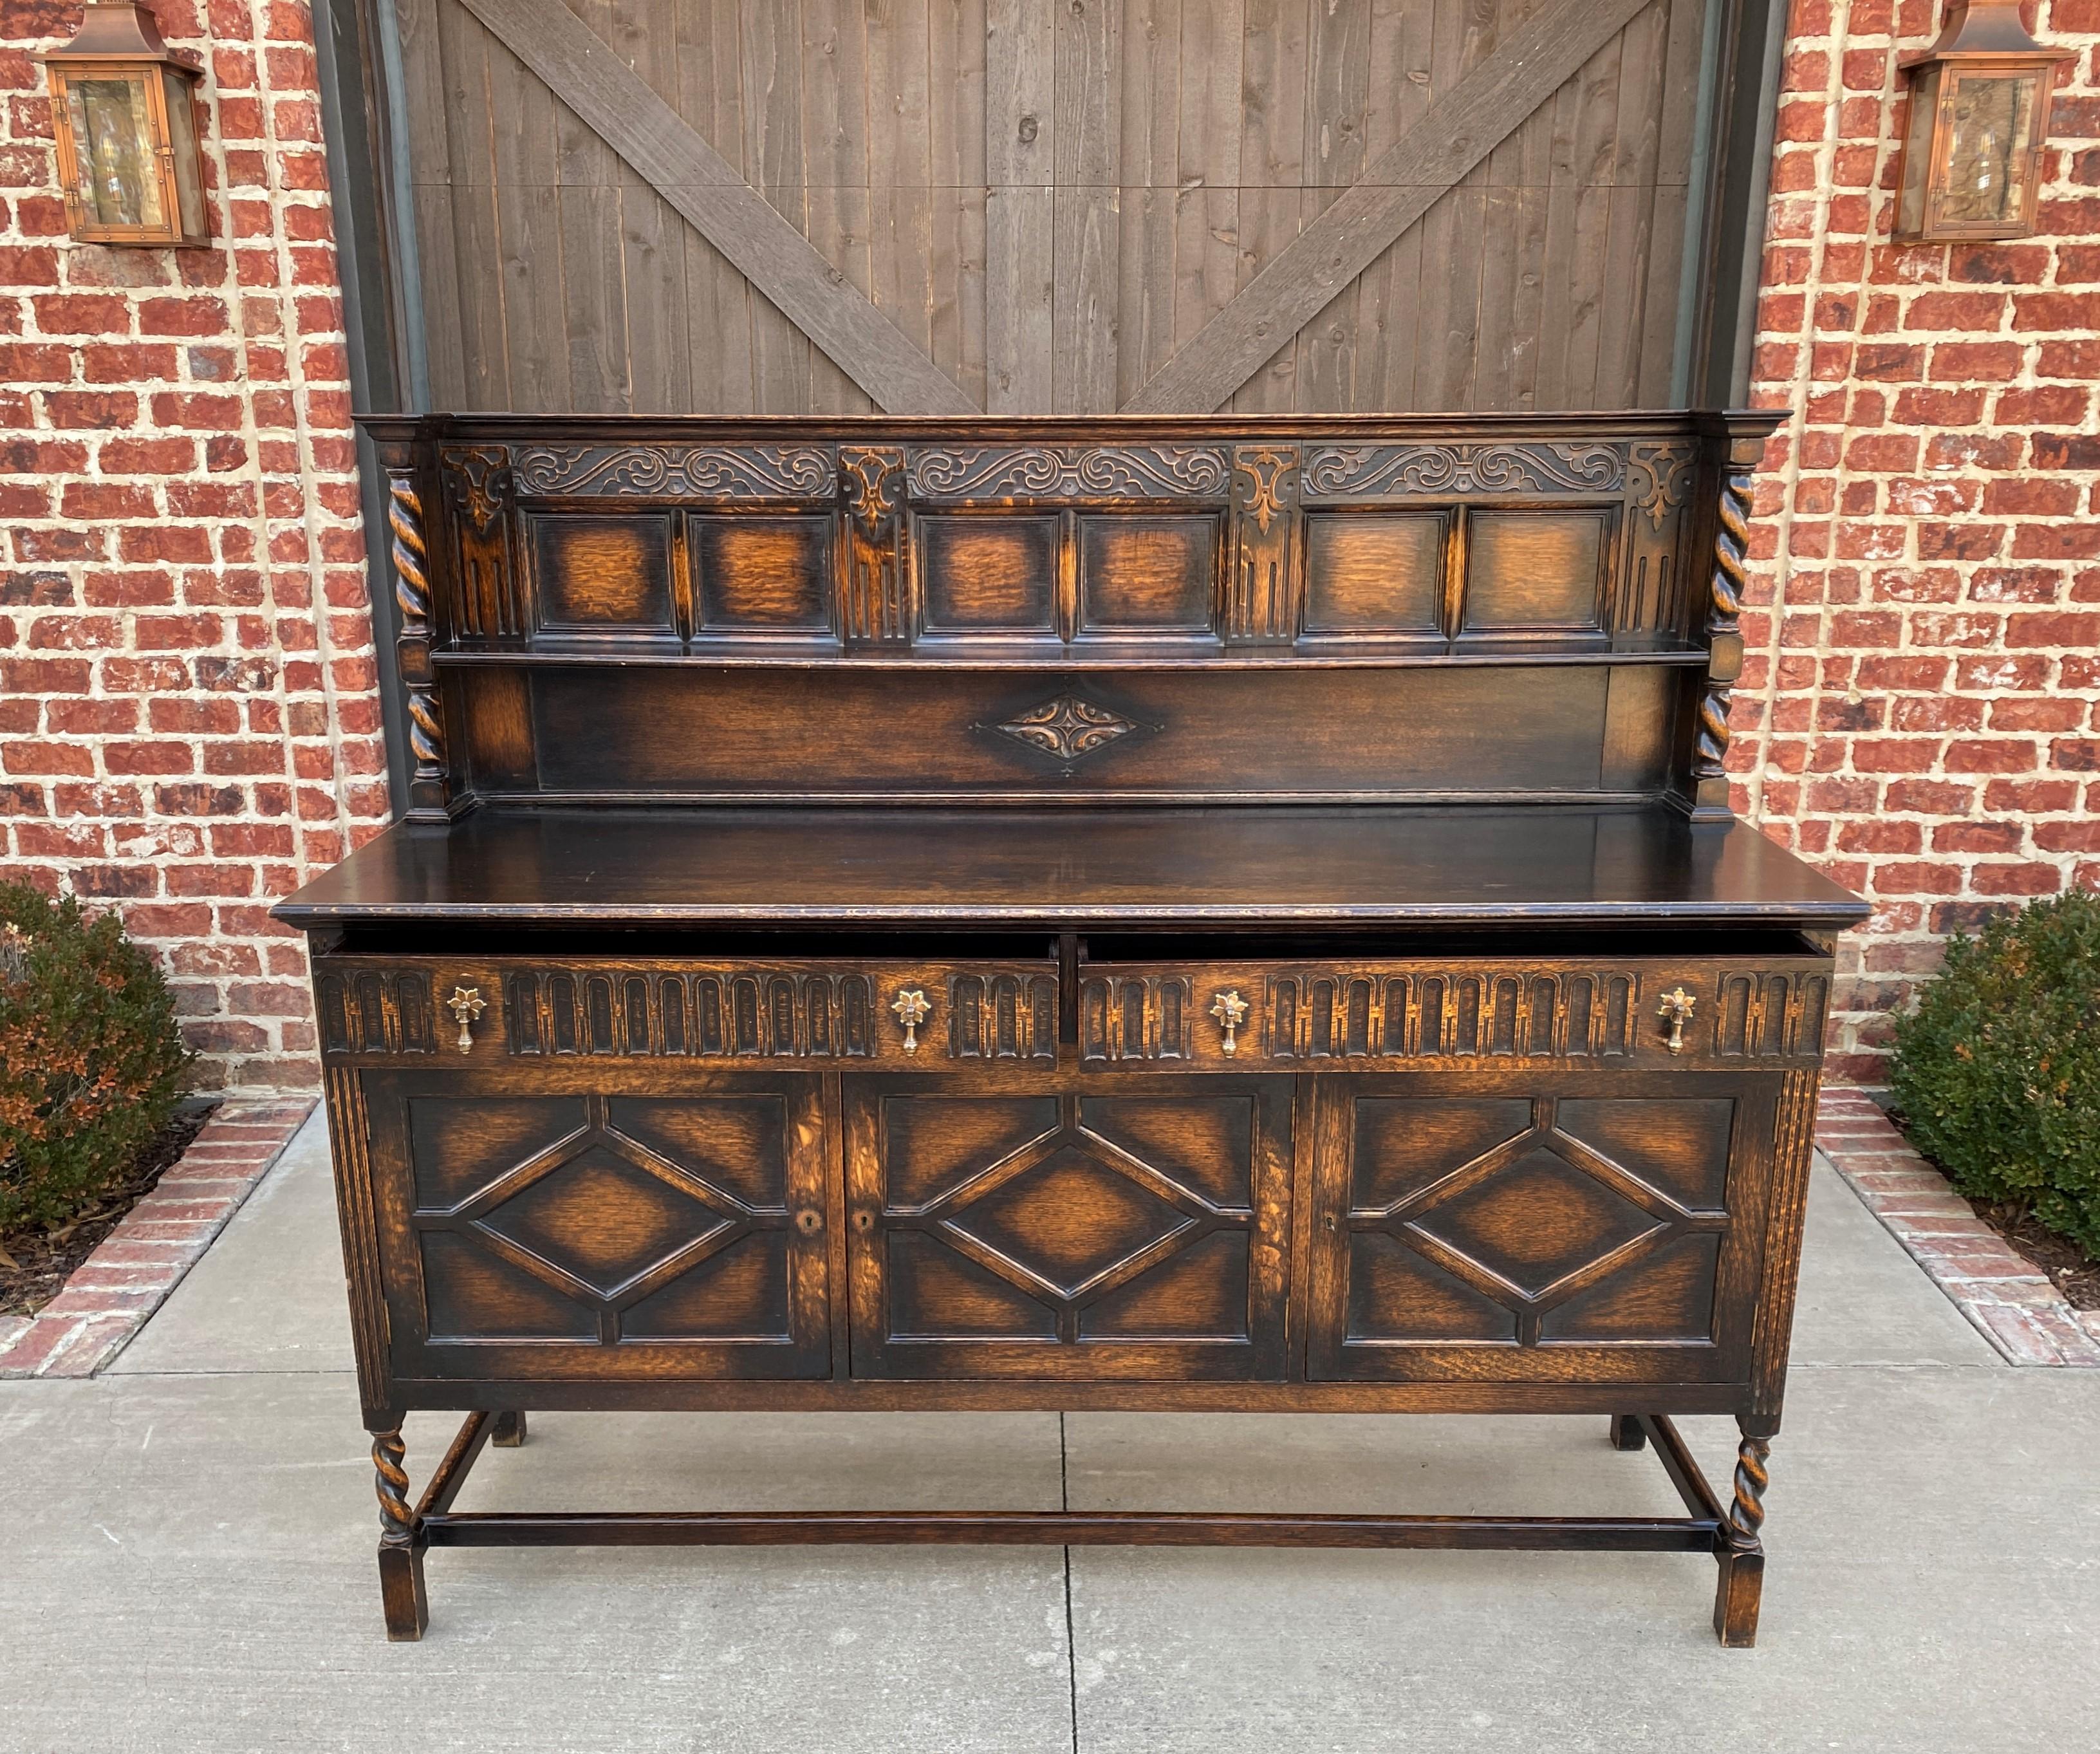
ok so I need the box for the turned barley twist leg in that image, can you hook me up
[1713,1428,1771,1647]
[372,1424,428,1641]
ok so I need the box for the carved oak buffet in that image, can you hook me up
[276,411,1867,1647]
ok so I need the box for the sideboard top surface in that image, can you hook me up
[277,804,1868,931]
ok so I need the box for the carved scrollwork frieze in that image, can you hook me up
[906,444,1231,501]
[1301,442,1627,498]
[510,443,835,499]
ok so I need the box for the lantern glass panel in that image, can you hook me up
[64,73,163,229]
[1897,63,1942,238]
[158,68,205,239]
[1940,69,2040,229]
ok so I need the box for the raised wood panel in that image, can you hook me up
[846,1075,1292,1379]
[400,0,1714,415]
[1306,1072,1774,1382]
[691,516,834,636]
[367,1074,831,1379]
[1301,512,1447,637]
[917,515,1060,635]
[1463,508,1611,635]
[526,514,675,640]
[1077,515,1220,635]
[519,664,1619,800]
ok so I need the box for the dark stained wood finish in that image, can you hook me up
[279,805,1867,931]
[283,412,1862,1649]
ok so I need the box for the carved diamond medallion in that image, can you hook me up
[993,693,1139,765]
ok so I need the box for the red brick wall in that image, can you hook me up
[0,1,384,1092]
[1739,0,2100,1084]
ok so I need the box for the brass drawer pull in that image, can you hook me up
[445,985,485,1054]
[1657,986,1695,1056]
[891,987,930,1052]
[1210,989,1249,1056]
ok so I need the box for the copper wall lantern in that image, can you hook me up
[1894,2,2073,242]
[42,4,208,248]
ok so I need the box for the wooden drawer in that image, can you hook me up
[1075,954,1834,1071]
[314,952,1059,1068]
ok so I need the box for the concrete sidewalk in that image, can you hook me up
[4,1110,2097,1754]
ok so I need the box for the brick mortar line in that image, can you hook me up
[1814,1090,2100,1367]
[0,1097,316,1379]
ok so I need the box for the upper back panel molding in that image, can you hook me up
[362,413,1778,819]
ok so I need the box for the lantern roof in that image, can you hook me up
[44,3,196,71]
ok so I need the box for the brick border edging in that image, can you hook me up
[1816,1087,2100,1368]
[0,1097,317,1380]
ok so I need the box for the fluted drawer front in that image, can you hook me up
[1079,957,1833,1071]
[314,955,1059,1068]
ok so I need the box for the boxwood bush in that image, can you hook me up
[0,883,192,1235]
[1891,885,2100,1256]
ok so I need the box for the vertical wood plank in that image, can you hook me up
[986,0,1055,411]
[435,0,509,409]
[1054,0,1120,412]
[1231,0,1310,413]
[1594,0,1666,407]
[602,0,690,415]
[396,0,461,406]
[801,0,876,413]
[868,0,936,398]
[1296,0,1368,408]
[674,0,754,413]
[1171,0,1242,380]
[926,0,988,408]
[743,0,812,411]
[488,14,572,411]
[1114,0,1178,407]
[555,1,631,412]
[1639,0,1706,402]
[1367,0,1435,411]
[1559,21,1624,407]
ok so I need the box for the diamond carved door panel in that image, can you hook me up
[844,1075,1293,1380]
[364,1071,830,1381]
[1305,1073,1777,1385]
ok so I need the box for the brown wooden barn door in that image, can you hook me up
[1304,1072,1777,1385]
[389,0,1716,415]
[843,1074,1294,1379]
[364,1070,833,1380]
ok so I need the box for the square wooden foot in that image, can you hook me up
[378,1540,429,1642]
[491,1410,528,1448]
[1608,1413,1648,1452]
[1712,1544,1763,1647]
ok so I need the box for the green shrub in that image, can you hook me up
[1891,885,2100,1256]
[0,883,192,1235]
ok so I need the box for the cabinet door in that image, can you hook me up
[844,1074,1293,1379]
[361,1070,831,1381]
[1305,1072,1777,1384]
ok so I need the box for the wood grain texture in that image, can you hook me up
[451,0,974,413]
[1122,0,1660,413]
[398,0,1709,415]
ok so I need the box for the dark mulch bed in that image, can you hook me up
[1962,1197,2100,1312]
[0,1101,219,1320]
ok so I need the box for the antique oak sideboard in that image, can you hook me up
[275,411,1867,1647]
